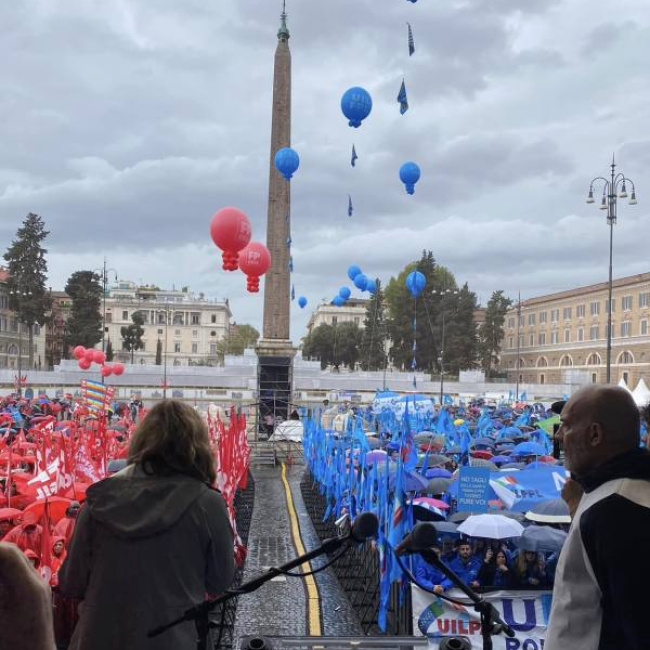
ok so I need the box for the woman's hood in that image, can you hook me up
[84,466,207,539]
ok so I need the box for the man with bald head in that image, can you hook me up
[546,385,650,650]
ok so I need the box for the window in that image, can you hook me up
[563,307,572,320]
[105,313,113,323]
[34,324,40,335]
[354,317,360,325]
[623,371,630,385]
[191,343,198,354]
[509,337,514,349]
[507,317,515,328]
[622,295,633,311]
[529,334,534,346]
[536,356,548,367]
[191,313,200,325]
[157,328,163,335]
[192,330,198,338]
[605,298,615,314]
[537,332,546,345]
[332,317,338,325]
[539,312,547,324]
[550,331,558,344]
[618,351,634,364]
[173,313,184,325]
[576,304,586,317]
[587,352,601,365]
[210,343,217,354]
[519,335,524,348]
[592,373,598,384]
[34,343,38,352]
[210,331,217,337]
[539,373,545,385]
[578,327,584,342]
[560,355,573,367]
[642,320,648,336]
[175,329,181,336]
[607,323,615,338]
[174,342,181,353]
[564,329,571,343]
[519,315,524,327]
[211,314,217,324]
[122,311,128,321]
[528,313,536,326]
[639,292,650,308]
[621,322,631,337]
[551,309,559,323]
[590,301,600,316]
[590,325,599,340]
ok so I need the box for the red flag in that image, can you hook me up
[39,499,53,584]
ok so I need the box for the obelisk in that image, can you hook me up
[262,5,292,342]
[257,3,296,433]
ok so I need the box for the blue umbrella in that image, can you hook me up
[513,441,546,456]
[471,437,495,449]
[491,455,511,465]
[391,470,429,492]
[525,498,571,524]
[425,467,452,479]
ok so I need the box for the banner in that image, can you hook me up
[489,466,569,512]
[457,467,490,512]
[412,586,552,650]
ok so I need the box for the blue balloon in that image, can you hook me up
[347,265,362,281]
[339,286,352,300]
[274,147,300,181]
[332,295,345,307]
[354,273,368,291]
[341,87,373,128]
[298,296,308,309]
[405,271,426,297]
[399,162,421,195]
[366,278,377,294]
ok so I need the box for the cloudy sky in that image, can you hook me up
[1,0,650,339]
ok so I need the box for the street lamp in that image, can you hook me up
[92,258,118,352]
[586,155,638,383]
[155,303,171,399]
[9,288,32,397]
[432,285,459,405]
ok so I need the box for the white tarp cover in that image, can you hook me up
[632,378,650,407]
[269,420,304,442]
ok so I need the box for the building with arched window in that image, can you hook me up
[501,271,650,386]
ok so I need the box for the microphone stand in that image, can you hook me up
[394,551,515,650]
[148,534,354,650]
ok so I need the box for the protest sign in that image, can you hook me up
[457,467,490,512]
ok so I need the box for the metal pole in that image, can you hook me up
[17,323,22,397]
[515,292,521,401]
[102,258,107,352]
[163,305,169,399]
[439,310,445,405]
[606,157,616,384]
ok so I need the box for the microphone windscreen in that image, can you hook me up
[411,522,439,550]
[351,512,379,542]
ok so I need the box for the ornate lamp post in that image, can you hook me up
[586,156,638,383]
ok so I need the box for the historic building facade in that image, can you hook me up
[501,272,650,387]
[104,281,231,366]
[306,298,369,335]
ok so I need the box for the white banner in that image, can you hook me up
[412,586,552,650]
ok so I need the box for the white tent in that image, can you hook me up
[632,378,650,407]
[269,420,304,442]
[618,378,633,393]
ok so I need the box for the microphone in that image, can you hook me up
[395,522,439,556]
[350,512,379,543]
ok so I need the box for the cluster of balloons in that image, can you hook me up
[340,87,421,195]
[347,265,377,294]
[210,207,272,294]
[73,346,125,377]
[405,270,426,297]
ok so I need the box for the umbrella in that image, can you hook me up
[421,454,450,467]
[445,446,462,455]
[457,514,524,539]
[0,507,23,521]
[366,437,381,450]
[517,525,568,552]
[409,497,450,522]
[23,497,72,524]
[513,441,546,457]
[365,450,388,464]
[500,462,525,470]
[491,455,511,465]
[424,467,452,479]
[403,471,430,492]
[525,498,571,524]
[449,511,479,523]
[409,496,450,510]
[434,521,460,536]
[471,437,495,448]
[426,477,453,495]
[469,459,497,470]
[471,450,493,460]
[414,432,436,442]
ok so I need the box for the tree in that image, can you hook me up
[155,338,163,365]
[3,213,51,365]
[65,271,103,350]
[302,323,335,370]
[217,324,260,357]
[302,322,362,370]
[360,279,387,370]
[445,283,480,374]
[105,339,114,362]
[479,290,512,376]
[121,312,145,363]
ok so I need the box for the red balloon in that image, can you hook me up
[112,363,125,376]
[73,345,86,360]
[210,207,252,271]
[78,359,92,370]
[101,365,113,377]
[93,350,106,364]
[84,348,95,362]
[238,242,271,293]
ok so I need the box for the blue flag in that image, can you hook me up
[288,256,293,272]
[351,144,358,167]
[348,195,354,217]
[407,22,415,56]
[291,285,295,301]
[397,79,409,115]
